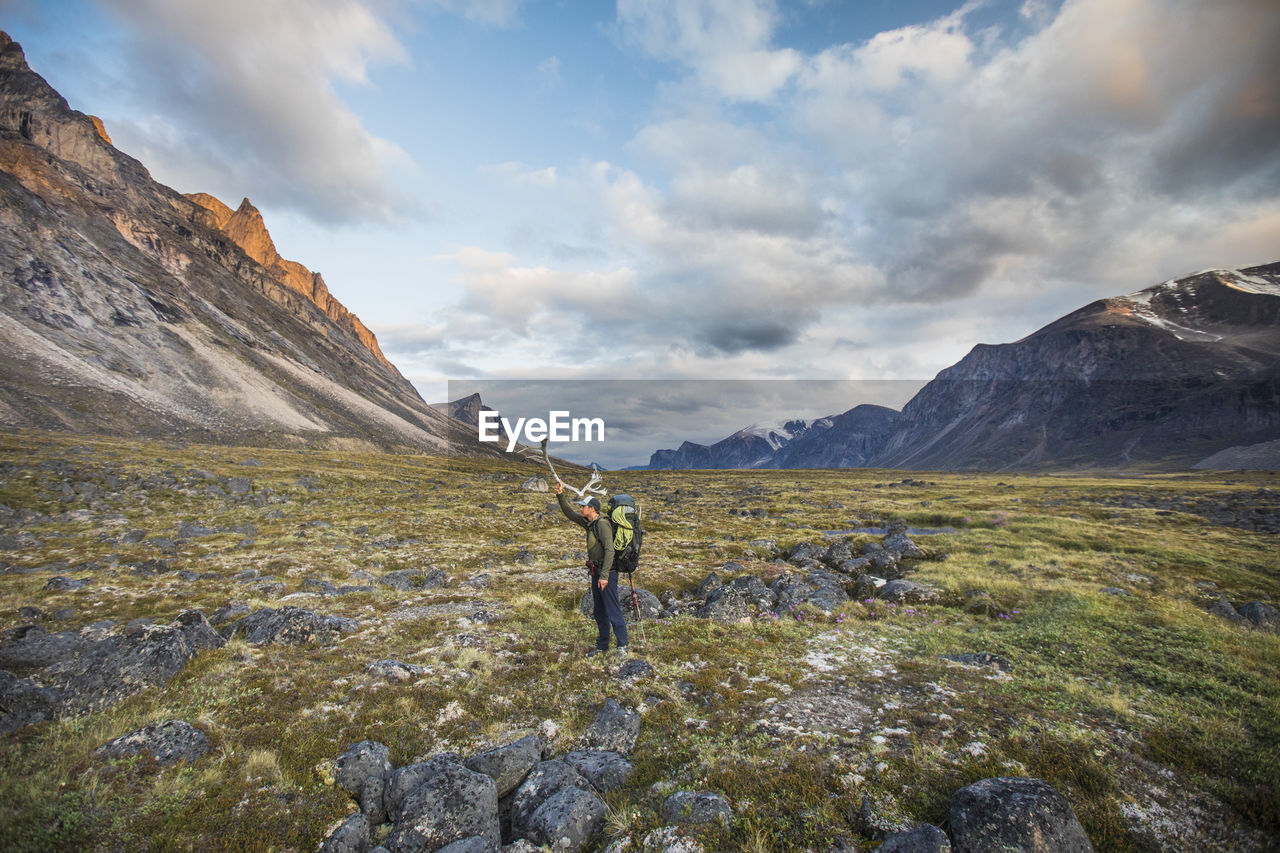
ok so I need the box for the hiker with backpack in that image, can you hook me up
[555,480,629,657]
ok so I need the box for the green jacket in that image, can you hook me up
[557,491,614,574]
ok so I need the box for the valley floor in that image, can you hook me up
[0,430,1277,852]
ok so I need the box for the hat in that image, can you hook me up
[578,497,602,511]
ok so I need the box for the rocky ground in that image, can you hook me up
[0,431,1277,851]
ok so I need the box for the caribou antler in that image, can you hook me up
[540,438,608,499]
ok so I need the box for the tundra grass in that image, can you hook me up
[0,430,1277,851]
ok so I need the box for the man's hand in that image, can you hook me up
[555,480,564,495]
[597,577,608,590]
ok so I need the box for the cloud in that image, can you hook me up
[94,0,417,223]
[616,0,800,100]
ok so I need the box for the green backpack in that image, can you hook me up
[607,494,643,573]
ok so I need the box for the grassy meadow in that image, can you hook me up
[0,429,1277,852]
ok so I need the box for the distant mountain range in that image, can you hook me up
[0,32,483,454]
[648,265,1280,470]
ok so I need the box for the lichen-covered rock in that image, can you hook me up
[949,777,1093,853]
[615,658,656,684]
[0,624,87,675]
[222,606,358,645]
[562,750,634,792]
[526,786,607,852]
[579,699,640,754]
[435,837,499,853]
[660,791,733,827]
[1238,601,1280,632]
[318,812,372,853]
[0,668,61,734]
[364,659,427,681]
[878,579,939,604]
[466,734,544,798]
[386,757,500,851]
[694,575,776,622]
[510,761,592,839]
[43,621,202,715]
[96,719,208,766]
[334,740,392,826]
[878,824,951,852]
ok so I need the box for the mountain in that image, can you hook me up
[648,418,831,469]
[645,265,1279,471]
[873,265,1280,470]
[0,32,475,453]
[772,405,901,468]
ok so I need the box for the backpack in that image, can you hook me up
[607,494,643,573]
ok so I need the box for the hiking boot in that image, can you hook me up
[613,646,629,659]
[587,648,606,658]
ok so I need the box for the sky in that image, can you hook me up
[2,0,1279,465]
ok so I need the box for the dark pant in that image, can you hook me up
[591,570,629,650]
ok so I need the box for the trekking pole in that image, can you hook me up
[628,572,646,646]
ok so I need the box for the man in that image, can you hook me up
[555,481,628,657]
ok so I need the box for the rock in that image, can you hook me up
[379,569,426,591]
[620,587,662,620]
[1238,601,1280,632]
[510,761,592,839]
[562,750,634,792]
[520,477,549,492]
[435,838,498,853]
[856,795,913,841]
[852,573,885,601]
[365,660,427,681]
[210,602,251,627]
[302,578,338,595]
[941,652,1013,672]
[883,530,926,560]
[1209,598,1247,626]
[1099,587,1130,597]
[694,575,777,622]
[949,777,1093,853]
[0,669,61,734]
[44,575,88,591]
[176,522,217,539]
[42,620,207,716]
[465,734,544,798]
[225,477,252,495]
[174,610,226,651]
[580,699,640,754]
[695,572,722,599]
[386,757,501,851]
[877,824,951,852]
[96,719,208,765]
[661,791,734,827]
[0,624,87,675]
[878,579,939,604]
[770,572,849,614]
[334,740,392,826]
[615,658,656,684]
[384,756,460,824]
[319,813,372,853]
[222,606,358,645]
[525,786,607,853]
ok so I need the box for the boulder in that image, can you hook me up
[435,838,498,853]
[334,740,392,826]
[696,572,723,599]
[96,719,209,766]
[44,621,204,715]
[620,587,662,620]
[562,750,635,792]
[318,813,372,853]
[386,757,501,851]
[949,777,1093,853]
[878,579,939,604]
[661,791,734,827]
[852,574,885,602]
[694,575,777,622]
[615,658,656,684]
[222,606,358,645]
[465,734,544,798]
[385,756,461,824]
[520,477,549,492]
[579,699,640,754]
[0,624,87,675]
[0,669,61,734]
[510,760,592,838]
[365,660,427,681]
[878,824,951,852]
[1238,601,1280,632]
[525,786,607,853]
[1209,597,1247,626]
